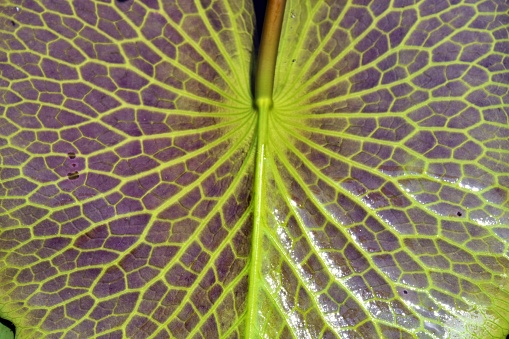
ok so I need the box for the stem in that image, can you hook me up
[255,0,287,108]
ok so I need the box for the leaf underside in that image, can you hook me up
[0,0,508,338]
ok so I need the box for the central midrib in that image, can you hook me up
[246,0,288,337]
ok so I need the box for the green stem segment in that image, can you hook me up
[255,0,287,108]
[247,0,287,337]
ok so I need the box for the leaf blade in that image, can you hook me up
[264,0,509,337]
[0,0,256,337]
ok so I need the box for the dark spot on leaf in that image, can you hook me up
[67,171,79,180]
[403,290,408,294]
[456,211,462,217]
[292,59,296,62]
[10,20,15,26]
[116,0,130,2]
[0,317,15,336]
[67,152,76,159]
[72,164,76,167]
[506,334,509,339]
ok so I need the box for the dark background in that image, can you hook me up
[254,0,268,49]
